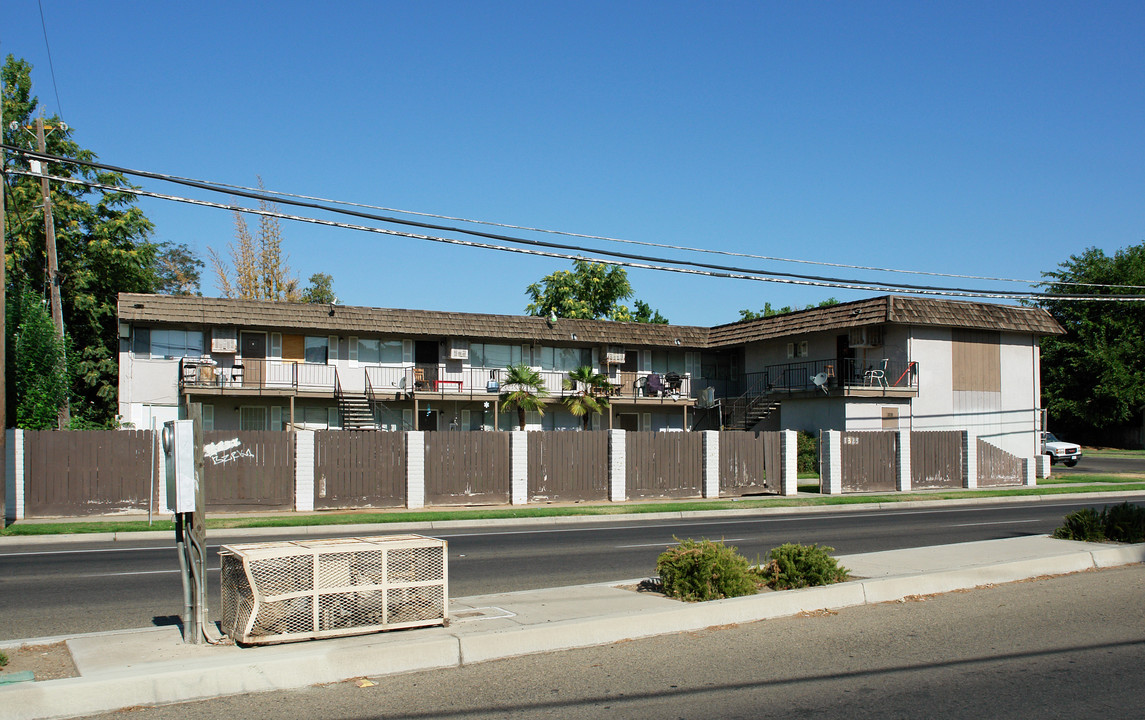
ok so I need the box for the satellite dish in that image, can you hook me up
[812,372,829,395]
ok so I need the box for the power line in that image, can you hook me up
[37,0,65,119]
[129,169,1133,290]
[12,166,1145,304]
[9,144,1145,299]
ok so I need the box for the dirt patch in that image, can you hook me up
[0,642,79,681]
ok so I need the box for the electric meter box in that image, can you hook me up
[163,419,196,513]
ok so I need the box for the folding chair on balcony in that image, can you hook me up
[864,359,888,389]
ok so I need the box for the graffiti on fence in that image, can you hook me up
[204,438,255,466]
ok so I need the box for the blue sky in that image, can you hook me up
[3,1,1143,326]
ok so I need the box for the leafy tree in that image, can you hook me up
[499,363,549,430]
[738,298,840,321]
[6,284,69,429]
[209,180,299,301]
[526,259,668,323]
[3,55,157,427]
[300,272,337,304]
[562,365,609,429]
[1038,243,1145,442]
[151,241,203,295]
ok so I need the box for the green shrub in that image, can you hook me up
[1053,507,1105,541]
[0,650,7,667]
[656,538,763,602]
[1100,502,1145,544]
[796,431,819,474]
[763,543,850,590]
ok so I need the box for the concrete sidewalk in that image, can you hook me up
[2,535,1143,720]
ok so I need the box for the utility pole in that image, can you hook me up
[35,116,70,429]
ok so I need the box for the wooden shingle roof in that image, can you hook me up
[705,295,1063,347]
[119,293,1063,350]
[117,294,712,349]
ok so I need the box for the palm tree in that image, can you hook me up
[499,363,549,430]
[563,365,609,430]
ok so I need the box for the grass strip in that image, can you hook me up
[5,481,1145,537]
[1037,475,1145,485]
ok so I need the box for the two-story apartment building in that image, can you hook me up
[117,293,1062,458]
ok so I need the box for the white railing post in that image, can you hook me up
[5,429,24,522]
[1035,454,1050,479]
[780,430,799,496]
[406,432,425,509]
[608,429,626,502]
[897,429,912,492]
[701,430,719,498]
[822,430,843,495]
[509,431,529,505]
[294,430,315,512]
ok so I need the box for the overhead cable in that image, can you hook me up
[9,145,1145,298]
[12,167,1145,303]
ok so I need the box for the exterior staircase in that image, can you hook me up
[337,392,377,430]
[721,394,782,431]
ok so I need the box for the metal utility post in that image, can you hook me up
[166,403,208,644]
[34,117,70,428]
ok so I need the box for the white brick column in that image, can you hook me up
[1035,454,1051,479]
[822,430,843,495]
[1023,457,1037,486]
[509,431,529,505]
[5,429,24,522]
[780,430,799,496]
[701,431,719,498]
[896,429,912,492]
[406,431,425,509]
[608,430,626,502]
[963,430,978,489]
[294,430,315,512]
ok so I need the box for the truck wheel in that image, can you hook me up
[1064,460,1077,467]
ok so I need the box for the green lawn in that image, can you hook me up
[1084,448,1145,458]
[5,480,1144,537]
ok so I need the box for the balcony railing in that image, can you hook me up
[179,358,337,393]
[364,365,693,401]
[743,358,918,394]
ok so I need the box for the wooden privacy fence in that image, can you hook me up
[911,430,964,489]
[202,430,293,510]
[626,432,702,499]
[314,430,406,509]
[840,431,897,493]
[978,438,1024,487]
[719,431,781,496]
[424,432,510,505]
[22,430,154,516]
[528,432,608,502]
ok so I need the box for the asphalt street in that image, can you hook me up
[2,493,1142,641]
[77,560,1145,720]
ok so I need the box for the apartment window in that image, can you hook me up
[304,336,328,364]
[650,350,686,374]
[239,406,266,430]
[132,327,150,356]
[471,343,525,368]
[150,329,204,359]
[537,346,590,372]
[786,341,809,359]
[201,404,214,431]
[354,338,404,365]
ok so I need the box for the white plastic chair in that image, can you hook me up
[864,359,888,388]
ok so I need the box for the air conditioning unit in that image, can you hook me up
[446,339,469,361]
[212,327,238,354]
[603,345,626,364]
[849,326,882,348]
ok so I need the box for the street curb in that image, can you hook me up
[3,542,1143,720]
[4,489,1145,547]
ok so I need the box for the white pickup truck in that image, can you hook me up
[1042,432,1082,467]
